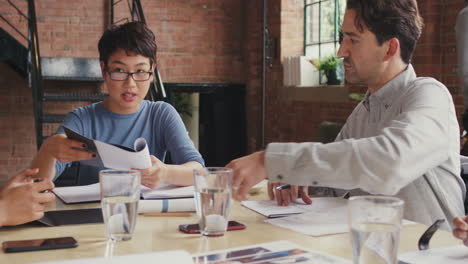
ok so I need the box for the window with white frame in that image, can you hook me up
[304,0,345,59]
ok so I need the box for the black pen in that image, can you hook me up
[275,184,291,190]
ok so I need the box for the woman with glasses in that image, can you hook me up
[31,22,204,188]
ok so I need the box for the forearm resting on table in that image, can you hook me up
[30,147,57,181]
[0,202,7,226]
[164,161,202,186]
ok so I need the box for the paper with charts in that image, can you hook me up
[192,240,351,264]
[64,126,152,170]
[53,183,194,204]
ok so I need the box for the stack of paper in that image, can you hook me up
[53,184,194,203]
[242,198,417,237]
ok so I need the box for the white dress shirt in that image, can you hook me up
[265,65,466,230]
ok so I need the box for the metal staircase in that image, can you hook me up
[1,0,246,185]
[0,0,166,151]
[0,0,165,186]
[0,0,108,149]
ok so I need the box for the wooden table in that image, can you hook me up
[0,190,462,263]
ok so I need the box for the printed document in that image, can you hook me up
[242,198,417,236]
[64,127,152,170]
[241,197,347,218]
[192,240,351,264]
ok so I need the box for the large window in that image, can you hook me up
[304,0,345,59]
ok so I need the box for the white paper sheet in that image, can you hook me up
[266,209,417,237]
[53,183,101,203]
[94,138,151,170]
[241,197,348,218]
[54,184,194,204]
[399,245,468,263]
[64,127,152,170]
[33,250,192,264]
[265,205,349,236]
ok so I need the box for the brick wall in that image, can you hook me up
[0,63,36,178]
[265,0,358,144]
[265,0,467,145]
[0,0,466,181]
[0,0,252,181]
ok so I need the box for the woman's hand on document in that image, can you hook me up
[452,216,468,246]
[42,134,95,163]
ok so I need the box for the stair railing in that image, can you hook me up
[27,0,44,149]
[1,0,44,149]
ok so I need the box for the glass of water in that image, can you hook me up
[193,167,233,237]
[100,169,140,241]
[348,196,404,264]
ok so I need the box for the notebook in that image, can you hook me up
[53,183,194,204]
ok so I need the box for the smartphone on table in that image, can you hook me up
[179,220,246,234]
[2,236,78,253]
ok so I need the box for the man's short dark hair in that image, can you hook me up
[98,21,157,67]
[346,0,423,64]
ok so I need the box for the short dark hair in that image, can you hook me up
[346,0,423,64]
[98,21,157,67]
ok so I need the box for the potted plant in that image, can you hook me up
[314,55,343,85]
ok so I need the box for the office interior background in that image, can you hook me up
[0,0,465,183]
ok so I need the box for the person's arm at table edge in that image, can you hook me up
[162,161,203,186]
[31,134,94,180]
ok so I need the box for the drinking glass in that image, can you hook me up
[100,169,140,241]
[348,196,404,264]
[193,167,233,237]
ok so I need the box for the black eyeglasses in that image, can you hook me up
[107,71,153,81]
